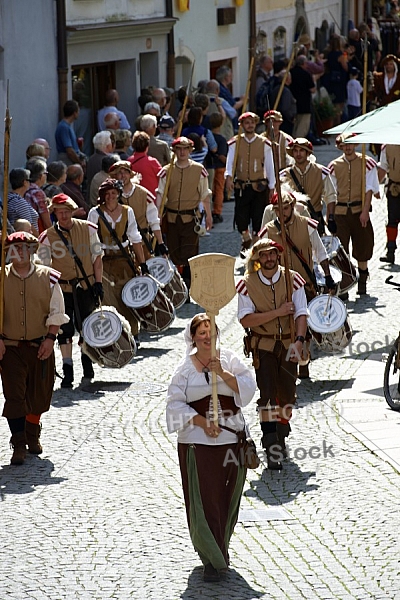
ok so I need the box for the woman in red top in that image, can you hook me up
[128,131,162,196]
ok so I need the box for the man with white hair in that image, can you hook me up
[140,114,171,166]
[104,112,120,130]
[32,138,51,160]
[86,131,114,193]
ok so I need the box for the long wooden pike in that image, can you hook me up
[156,60,195,240]
[0,81,12,333]
[231,53,256,182]
[189,253,236,424]
[361,33,368,208]
[267,107,295,341]
[273,40,298,111]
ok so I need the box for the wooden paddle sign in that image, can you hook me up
[189,253,236,423]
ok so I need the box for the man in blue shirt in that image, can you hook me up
[55,100,85,166]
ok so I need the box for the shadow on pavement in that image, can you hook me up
[246,461,318,506]
[0,457,66,498]
[181,565,264,599]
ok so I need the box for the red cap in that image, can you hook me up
[238,112,260,123]
[171,136,194,149]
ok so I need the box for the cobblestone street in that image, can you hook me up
[1,142,400,600]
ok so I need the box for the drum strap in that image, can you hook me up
[274,219,318,292]
[96,208,137,276]
[54,225,97,318]
[138,226,155,256]
[289,169,322,223]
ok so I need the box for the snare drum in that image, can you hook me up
[147,257,188,309]
[314,263,342,293]
[307,294,352,354]
[321,236,358,293]
[82,306,136,368]
[122,276,175,333]
[330,246,358,294]
[320,236,341,260]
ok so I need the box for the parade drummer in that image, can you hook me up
[328,133,380,297]
[0,232,69,465]
[280,137,337,235]
[236,239,308,470]
[258,187,335,378]
[38,193,104,388]
[156,136,212,292]
[87,178,150,345]
[224,112,275,256]
[108,160,168,260]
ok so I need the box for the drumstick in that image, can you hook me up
[323,294,332,318]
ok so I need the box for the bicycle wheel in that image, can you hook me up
[383,345,400,411]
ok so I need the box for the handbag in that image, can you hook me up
[220,425,260,469]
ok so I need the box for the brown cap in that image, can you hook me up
[286,137,313,156]
[108,160,134,175]
[335,132,358,148]
[263,110,283,122]
[251,238,284,259]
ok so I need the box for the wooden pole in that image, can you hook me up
[156,61,195,247]
[361,34,368,208]
[231,54,256,183]
[273,41,298,111]
[0,81,12,333]
[267,116,295,341]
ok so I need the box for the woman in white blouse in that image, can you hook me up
[166,313,256,582]
[87,178,149,338]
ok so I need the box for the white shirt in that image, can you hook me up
[224,134,276,190]
[237,268,309,321]
[87,205,142,248]
[347,79,363,107]
[166,348,256,445]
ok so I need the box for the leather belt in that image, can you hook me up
[166,208,197,215]
[337,201,362,207]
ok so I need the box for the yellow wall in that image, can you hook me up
[257,0,293,11]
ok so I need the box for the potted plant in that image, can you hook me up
[313,93,336,136]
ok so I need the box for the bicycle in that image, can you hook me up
[383,276,400,411]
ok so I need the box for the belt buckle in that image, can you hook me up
[274,333,282,340]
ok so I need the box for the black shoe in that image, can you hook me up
[338,292,349,301]
[212,214,224,224]
[298,363,310,379]
[380,252,395,264]
[203,563,220,582]
[61,363,74,388]
[240,238,252,259]
[81,353,94,379]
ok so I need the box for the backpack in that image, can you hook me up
[256,77,276,117]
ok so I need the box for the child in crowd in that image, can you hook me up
[347,67,363,120]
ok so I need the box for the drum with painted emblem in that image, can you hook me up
[307,294,352,354]
[147,257,188,309]
[82,306,136,368]
[122,275,175,333]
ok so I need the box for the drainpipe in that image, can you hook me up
[165,0,176,91]
[56,0,68,119]
[249,0,257,111]
[341,0,349,35]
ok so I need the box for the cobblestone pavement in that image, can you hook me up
[1,140,400,600]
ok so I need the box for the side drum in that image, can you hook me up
[82,306,136,368]
[122,275,175,333]
[307,294,353,354]
[147,257,188,309]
